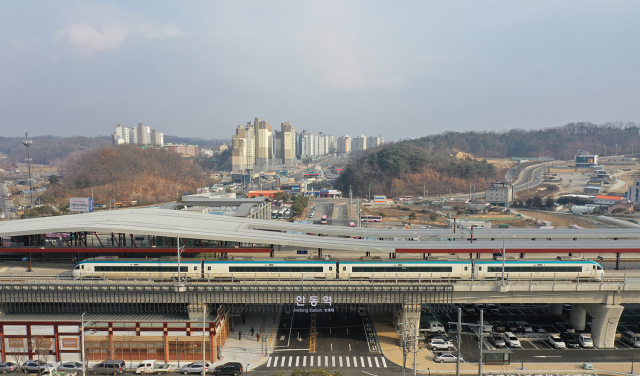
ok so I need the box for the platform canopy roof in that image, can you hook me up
[0,208,639,253]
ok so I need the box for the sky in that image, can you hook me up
[1,1,640,141]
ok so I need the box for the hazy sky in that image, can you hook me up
[1,1,639,141]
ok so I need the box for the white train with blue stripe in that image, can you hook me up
[72,256,604,280]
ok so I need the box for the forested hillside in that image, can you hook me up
[42,145,204,207]
[336,121,639,197]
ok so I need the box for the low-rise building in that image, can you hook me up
[627,178,640,204]
[594,195,624,206]
[575,150,598,167]
[485,181,513,205]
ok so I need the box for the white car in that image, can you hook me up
[429,338,454,351]
[58,362,83,372]
[578,333,593,348]
[548,334,566,349]
[503,332,521,348]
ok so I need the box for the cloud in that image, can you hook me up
[295,1,403,93]
[53,20,185,53]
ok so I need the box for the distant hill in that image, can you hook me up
[0,136,110,165]
[163,135,230,148]
[336,121,640,198]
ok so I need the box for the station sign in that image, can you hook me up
[70,197,93,213]
[294,295,334,313]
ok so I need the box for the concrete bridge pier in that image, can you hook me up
[187,303,211,321]
[394,304,421,339]
[549,303,563,316]
[569,304,587,331]
[582,303,624,349]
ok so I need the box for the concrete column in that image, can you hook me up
[396,304,421,338]
[582,304,624,349]
[569,305,587,331]
[549,303,563,316]
[187,303,209,321]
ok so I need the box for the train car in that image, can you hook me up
[72,256,203,279]
[472,260,603,280]
[203,259,336,280]
[339,259,472,280]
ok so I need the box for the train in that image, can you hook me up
[72,256,604,281]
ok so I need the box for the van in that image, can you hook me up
[621,331,640,347]
[94,360,126,375]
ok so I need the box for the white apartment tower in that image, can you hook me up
[137,123,151,145]
[337,135,352,154]
[352,135,367,152]
[151,130,164,147]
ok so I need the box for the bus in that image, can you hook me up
[398,196,414,201]
[320,215,328,224]
[271,210,279,219]
[360,215,383,222]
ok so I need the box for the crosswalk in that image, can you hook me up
[266,355,388,369]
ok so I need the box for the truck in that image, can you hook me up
[136,360,173,374]
[421,320,445,334]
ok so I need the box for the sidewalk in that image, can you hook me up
[213,313,280,372]
[372,311,633,375]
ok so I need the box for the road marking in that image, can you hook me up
[374,357,380,367]
[267,357,273,367]
[528,340,539,349]
[361,372,378,376]
[353,357,358,367]
[303,356,306,367]
[367,357,372,367]
[310,356,313,367]
[288,357,292,367]
[533,355,562,358]
[381,358,387,367]
[339,357,343,367]
[295,356,299,367]
[280,357,285,367]
[346,357,350,367]
[360,356,365,367]
[349,343,351,351]
[325,356,328,367]
[332,356,335,367]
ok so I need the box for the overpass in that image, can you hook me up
[0,271,637,349]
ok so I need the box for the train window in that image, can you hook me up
[479,267,482,271]
[329,267,333,271]
[464,267,467,271]
[207,267,211,271]
[597,265,602,270]
[343,267,346,271]
[193,266,197,270]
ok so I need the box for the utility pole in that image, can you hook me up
[456,308,461,376]
[22,131,33,207]
[478,309,483,376]
[202,304,206,376]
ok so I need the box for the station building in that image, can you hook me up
[0,309,230,366]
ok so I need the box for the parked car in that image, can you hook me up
[548,334,567,349]
[179,362,210,375]
[490,333,506,348]
[491,321,506,333]
[516,321,533,334]
[556,321,575,334]
[57,362,83,372]
[460,304,475,315]
[621,331,640,347]
[429,338,454,351]
[0,362,18,373]
[486,304,500,315]
[20,361,56,374]
[447,323,458,334]
[504,321,519,333]
[477,321,493,333]
[561,333,580,348]
[212,362,243,376]
[503,332,521,348]
[94,360,126,375]
[579,334,594,348]
[433,352,462,363]
[428,335,451,343]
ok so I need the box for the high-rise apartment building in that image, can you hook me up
[352,135,367,152]
[274,122,296,167]
[112,124,163,146]
[232,118,273,173]
[366,136,382,149]
[137,123,151,146]
[337,135,352,154]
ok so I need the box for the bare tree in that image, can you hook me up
[8,337,30,375]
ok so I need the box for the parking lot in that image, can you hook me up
[422,303,640,364]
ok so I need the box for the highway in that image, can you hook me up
[0,183,16,220]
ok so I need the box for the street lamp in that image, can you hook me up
[81,313,96,376]
[22,131,33,207]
